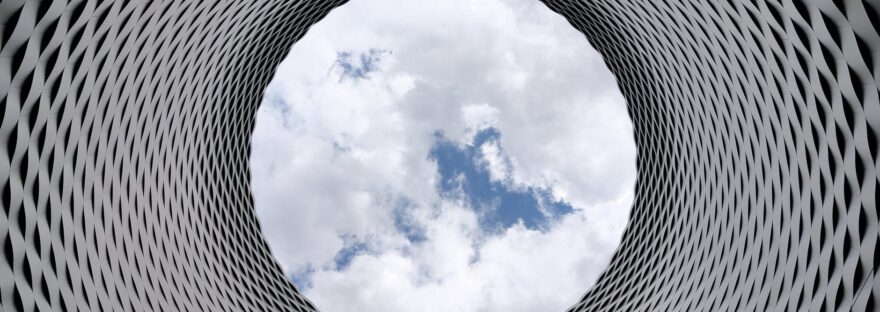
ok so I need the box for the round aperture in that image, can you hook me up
[251,0,636,311]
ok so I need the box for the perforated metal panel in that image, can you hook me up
[1,0,878,311]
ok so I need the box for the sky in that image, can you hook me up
[250,0,637,311]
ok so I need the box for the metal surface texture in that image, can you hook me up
[1,0,879,311]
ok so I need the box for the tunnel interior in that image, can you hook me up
[1,0,879,311]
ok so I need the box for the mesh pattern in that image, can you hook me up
[1,0,879,311]
[0,0,343,311]
[542,0,880,311]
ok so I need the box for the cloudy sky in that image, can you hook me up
[250,0,636,311]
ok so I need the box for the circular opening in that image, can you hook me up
[251,0,636,310]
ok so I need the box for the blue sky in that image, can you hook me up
[334,49,390,81]
[320,125,577,277]
[329,48,573,233]
[298,47,574,273]
[430,128,574,231]
[292,90,576,286]
[250,0,637,311]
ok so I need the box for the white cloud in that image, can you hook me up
[250,0,637,311]
[461,103,500,134]
[303,195,632,312]
[478,139,509,183]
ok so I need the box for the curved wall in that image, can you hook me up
[1,0,878,311]
[544,1,880,311]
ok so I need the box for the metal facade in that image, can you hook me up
[1,0,878,311]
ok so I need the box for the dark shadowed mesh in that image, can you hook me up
[1,0,878,311]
